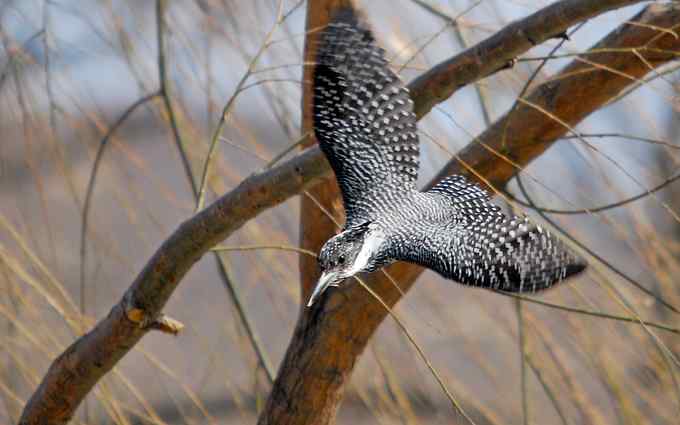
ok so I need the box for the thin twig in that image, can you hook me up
[0,29,44,92]
[212,244,317,258]
[521,171,680,408]
[499,292,680,335]
[80,91,160,331]
[515,299,529,425]
[517,46,680,63]
[195,1,285,212]
[523,354,569,425]
[156,0,275,383]
[521,175,680,316]
[22,4,676,423]
[518,96,680,225]
[501,21,585,149]
[505,171,680,215]
[398,1,482,73]
[263,132,311,169]
[157,0,198,198]
[354,277,478,425]
[560,132,680,149]
[424,129,680,316]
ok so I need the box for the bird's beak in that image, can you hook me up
[307,271,340,307]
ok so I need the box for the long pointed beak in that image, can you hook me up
[307,271,339,307]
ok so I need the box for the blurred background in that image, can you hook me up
[1,0,680,423]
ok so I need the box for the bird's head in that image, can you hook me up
[307,223,385,307]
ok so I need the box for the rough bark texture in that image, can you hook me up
[20,1,676,424]
[297,0,354,310]
[409,0,646,118]
[257,4,680,425]
[18,149,333,425]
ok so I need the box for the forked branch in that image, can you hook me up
[20,2,678,424]
[258,4,680,425]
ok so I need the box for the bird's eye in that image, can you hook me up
[338,255,345,265]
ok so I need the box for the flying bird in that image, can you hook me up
[307,9,585,307]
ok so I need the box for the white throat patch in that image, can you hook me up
[348,226,386,275]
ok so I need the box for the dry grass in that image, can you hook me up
[2,0,680,424]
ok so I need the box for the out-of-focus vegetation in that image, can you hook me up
[2,0,680,424]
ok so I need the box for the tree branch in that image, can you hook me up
[20,1,674,424]
[258,4,680,425]
[408,0,647,119]
[297,0,354,310]
[157,0,276,383]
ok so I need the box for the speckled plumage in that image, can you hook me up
[309,10,585,305]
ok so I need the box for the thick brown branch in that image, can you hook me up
[409,0,646,119]
[20,1,671,424]
[258,4,680,425]
[18,148,332,425]
[298,0,354,308]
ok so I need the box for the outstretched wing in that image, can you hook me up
[313,9,420,222]
[395,176,586,292]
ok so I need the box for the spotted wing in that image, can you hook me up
[313,10,420,222]
[396,176,586,292]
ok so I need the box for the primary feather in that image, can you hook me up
[309,9,585,306]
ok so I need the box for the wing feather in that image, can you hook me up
[395,176,585,292]
[313,10,420,222]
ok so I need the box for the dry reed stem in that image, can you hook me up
[20,2,678,424]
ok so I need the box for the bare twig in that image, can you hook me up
[408,0,648,119]
[195,1,284,212]
[397,1,482,73]
[147,314,184,335]
[0,29,44,92]
[21,2,677,424]
[157,0,197,198]
[516,299,529,425]
[80,91,160,324]
[260,4,680,424]
[501,292,680,335]
[506,171,680,215]
[523,353,569,425]
[355,277,478,425]
[155,0,276,383]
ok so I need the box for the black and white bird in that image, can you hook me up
[307,9,585,307]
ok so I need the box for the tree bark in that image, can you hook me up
[19,1,676,424]
[257,4,680,425]
[297,0,354,310]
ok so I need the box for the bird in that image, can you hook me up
[307,8,586,307]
